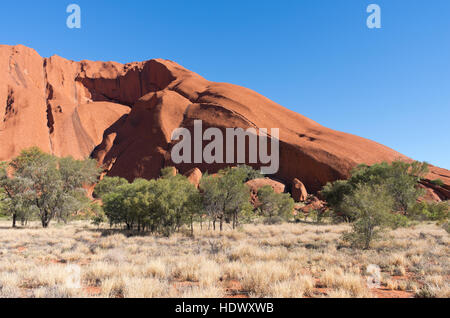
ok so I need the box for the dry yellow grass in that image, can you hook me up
[0,220,448,298]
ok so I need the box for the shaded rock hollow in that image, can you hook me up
[1,45,449,199]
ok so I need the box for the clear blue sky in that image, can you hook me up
[1,0,449,169]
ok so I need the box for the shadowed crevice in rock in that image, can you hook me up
[4,87,15,122]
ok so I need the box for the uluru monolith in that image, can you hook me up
[1,45,448,199]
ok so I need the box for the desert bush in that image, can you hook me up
[150,174,202,236]
[257,186,294,222]
[309,209,330,224]
[322,161,428,222]
[91,205,107,228]
[94,176,129,199]
[235,164,264,182]
[388,214,411,229]
[103,171,201,236]
[0,148,100,228]
[200,167,253,231]
[408,201,449,222]
[0,186,7,216]
[341,184,395,249]
[430,179,444,187]
[321,180,354,222]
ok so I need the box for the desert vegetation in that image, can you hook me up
[0,148,449,298]
[0,220,448,298]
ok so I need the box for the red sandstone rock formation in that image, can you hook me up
[418,184,442,202]
[291,178,308,202]
[184,168,202,188]
[1,44,449,200]
[245,178,286,207]
[298,196,327,215]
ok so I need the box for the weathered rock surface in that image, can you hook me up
[298,196,327,215]
[1,44,449,199]
[419,179,450,202]
[246,178,286,194]
[245,178,286,207]
[291,178,308,202]
[184,168,202,188]
[418,184,442,202]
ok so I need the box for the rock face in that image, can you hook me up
[184,168,202,188]
[246,178,286,194]
[245,178,286,207]
[298,196,327,215]
[291,178,308,202]
[418,184,442,202]
[1,44,449,199]
[419,179,450,202]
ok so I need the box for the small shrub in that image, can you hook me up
[322,160,428,222]
[388,214,410,229]
[309,209,330,224]
[257,186,294,222]
[263,216,284,225]
[430,179,444,187]
[341,184,394,249]
[91,211,107,228]
[409,201,449,222]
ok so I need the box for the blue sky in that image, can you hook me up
[1,0,449,169]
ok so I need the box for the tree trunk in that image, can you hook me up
[12,213,17,228]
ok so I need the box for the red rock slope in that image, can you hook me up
[1,45,448,198]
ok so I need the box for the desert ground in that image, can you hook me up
[0,219,448,298]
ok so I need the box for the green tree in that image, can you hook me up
[350,161,427,214]
[93,176,129,199]
[322,161,428,221]
[102,180,151,230]
[5,148,100,228]
[341,184,394,249]
[200,167,252,231]
[90,202,106,228]
[102,172,202,236]
[257,185,294,223]
[235,165,264,182]
[150,175,202,236]
[321,180,354,222]
[0,188,6,216]
[0,161,36,227]
[409,201,449,222]
[160,167,177,179]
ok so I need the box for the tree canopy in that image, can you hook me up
[0,147,101,227]
[257,185,294,223]
[322,160,429,221]
[200,166,253,231]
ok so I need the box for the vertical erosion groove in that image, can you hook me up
[43,58,54,154]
